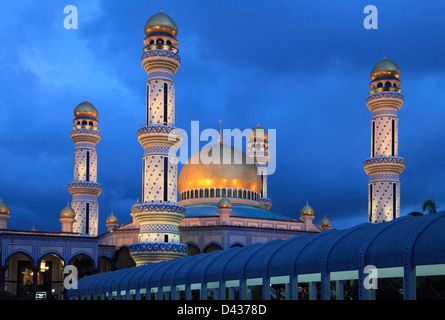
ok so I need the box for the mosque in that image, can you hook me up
[1,11,444,301]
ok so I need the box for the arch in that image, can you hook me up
[5,250,35,268]
[210,188,215,197]
[222,188,226,197]
[227,189,232,198]
[203,242,223,254]
[36,251,65,267]
[187,242,201,256]
[216,188,220,197]
[229,242,244,249]
[205,188,209,197]
[69,253,96,279]
[199,189,203,198]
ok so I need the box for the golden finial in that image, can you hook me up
[218,120,223,144]
[160,7,163,12]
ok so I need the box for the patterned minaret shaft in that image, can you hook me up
[68,100,102,236]
[363,58,405,223]
[129,11,188,265]
[247,125,272,210]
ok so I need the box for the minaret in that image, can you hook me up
[247,124,272,210]
[105,211,119,231]
[59,203,75,233]
[0,198,10,229]
[129,11,188,265]
[364,57,405,223]
[68,100,102,236]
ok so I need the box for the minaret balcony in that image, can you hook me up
[141,49,180,74]
[363,156,406,175]
[68,181,102,196]
[143,43,178,54]
[71,128,101,144]
[137,125,183,148]
[366,91,404,112]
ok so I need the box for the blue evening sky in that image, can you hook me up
[1,0,445,234]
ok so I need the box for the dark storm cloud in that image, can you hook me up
[1,0,445,233]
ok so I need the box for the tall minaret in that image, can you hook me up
[129,11,188,265]
[363,57,406,223]
[68,100,102,236]
[247,124,272,210]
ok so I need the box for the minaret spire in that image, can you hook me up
[68,100,102,236]
[129,11,187,265]
[218,119,223,144]
[364,58,405,223]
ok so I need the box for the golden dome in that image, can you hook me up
[248,124,268,141]
[60,204,75,218]
[106,212,118,225]
[0,198,10,215]
[131,199,140,213]
[218,197,232,208]
[144,11,178,37]
[370,57,401,80]
[301,202,314,216]
[178,143,262,194]
[319,215,331,228]
[74,100,98,119]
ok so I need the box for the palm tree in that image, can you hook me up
[422,199,438,215]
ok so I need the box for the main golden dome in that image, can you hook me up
[370,57,400,80]
[178,143,262,194]
[144,11,178,37]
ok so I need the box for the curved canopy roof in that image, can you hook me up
[70,212,445,297]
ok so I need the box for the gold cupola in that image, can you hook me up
[144,10,178,37]
[319,215,331,228]
[218,197,232,208]
[370,57,401,80]
[300,202,314,216]
[60,204,75,219]
[106,212,119,225]
[0,197,10,215]
[74,100,98,120]
[178,143,263,200]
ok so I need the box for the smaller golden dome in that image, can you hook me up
[0,198,10,215]
[106,212,118,224]
[301,202,314,216]
[248,124,268,141]
[60,204,75,218]
[319,215,331,228]
[144,11,178,37]
[131,199,140,213]
[370,57,401,80]
[74,100,98,119]
[218,197,232,208]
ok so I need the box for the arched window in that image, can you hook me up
[82,120,87,125]
[199,189,203,198]
[156,38,164,44]
[385,82,391,87]
[210,189,214,197]
[195,190,198,198]
[187,190,190,199]
[222,189,226,197]
[149,40,154,45]
[377,82,383,88]
[166,40,172,45]
[243,190,246,199]
[205,188,209,197]
[232,189,237,198]
[238,190,242,198]
[227,189,232,198]
[89,121,93,126]
[216,188,220,197]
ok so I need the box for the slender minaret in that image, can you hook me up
[363,57,405,223]
[59,203,75,233]
[68,100,102,236]
[247,124,272,210]
[129,11,188,265]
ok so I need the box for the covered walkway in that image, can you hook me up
[68,212,445,300]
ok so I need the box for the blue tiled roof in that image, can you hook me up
[183,202,298,221]
[69,212,445,299]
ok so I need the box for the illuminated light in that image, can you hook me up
[40,260,49,272]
